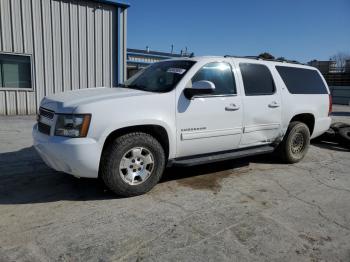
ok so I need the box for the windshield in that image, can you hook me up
[123,60,196,92]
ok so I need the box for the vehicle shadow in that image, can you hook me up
[0,147,116,204]
[311,140,349,152]
[0,146,267,205]
[0,141,346,205]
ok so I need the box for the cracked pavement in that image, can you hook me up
[0,105,349,262]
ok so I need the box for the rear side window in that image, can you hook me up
[192,62,236,95]
[276,66,328,94]
[240,63,275,96]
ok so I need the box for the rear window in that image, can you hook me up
[276,66,328,94]
[239,63,275,96]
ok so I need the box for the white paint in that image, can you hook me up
[33,56,332,178]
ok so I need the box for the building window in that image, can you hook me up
[240,63,275,96]
[0,53,32,89]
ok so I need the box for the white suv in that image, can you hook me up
[33,56,332,196]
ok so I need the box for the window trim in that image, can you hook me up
[190,61,237,98]
[191,93,238,99]
[0,51,34,91]
[239,62,276,96]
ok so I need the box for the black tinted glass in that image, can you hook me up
[240,63,275,96]
[192,62,236,95]
[276,66,328,94]
[0,54,31,89]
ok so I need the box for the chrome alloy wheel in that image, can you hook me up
[291,132,305,154]
[119,147,155,186]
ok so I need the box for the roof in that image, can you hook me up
[168,56,314,69]
[94,0,130,8]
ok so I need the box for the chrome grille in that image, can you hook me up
[39,107,54,119]
[38,107,54,135]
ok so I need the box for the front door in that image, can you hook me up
[176,61,243,157]
[238,62,282,146]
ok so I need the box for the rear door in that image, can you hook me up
[237,62,282,146]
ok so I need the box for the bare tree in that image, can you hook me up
[330,52,350,72]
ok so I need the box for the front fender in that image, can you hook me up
[98,119,176,159]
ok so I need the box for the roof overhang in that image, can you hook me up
[93,0,130,9]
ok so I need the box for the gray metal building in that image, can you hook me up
[127,48,192,78]
[0,0,128,115]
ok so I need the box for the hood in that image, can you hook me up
[40,87,152,113]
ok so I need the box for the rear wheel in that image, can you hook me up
[331,122,349,132]
[100,132,165,197]
[278,121,310,163]
[338,127,350,148]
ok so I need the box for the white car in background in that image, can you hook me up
[33,56,332,196]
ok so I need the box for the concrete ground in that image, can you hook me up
[0,105,349,262]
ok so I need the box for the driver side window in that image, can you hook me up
[191,62,236,95]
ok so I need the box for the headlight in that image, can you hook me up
[54,114,91,138]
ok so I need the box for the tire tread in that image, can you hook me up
[100,132,165,197]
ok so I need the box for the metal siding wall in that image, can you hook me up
[0,0,121,115]
[22,0,36,114]
[95,7,103,87]
[86,3,95,89]
[0,93,5,115]
[51,0,63,93]
[116,7,126,84]
[102,7,110,86]
[123,9,127,82]
[0,0,13,115]
[42,0,54,96]
[111,3,117,86]
[32,0,46,107]
[61,2,71,92]
[78,3,87,89]
[70,2,79,90]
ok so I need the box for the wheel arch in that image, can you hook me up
[290,113,315,135]
[101,124,170,161]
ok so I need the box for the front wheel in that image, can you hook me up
[100,132,166,197]
[277,121,310,163]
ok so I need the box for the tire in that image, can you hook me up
[277,121,310,164]
[337,127,350,148]
[100,132,166,197]
[331,122,350,132]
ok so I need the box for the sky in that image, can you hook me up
[125,0,350,63]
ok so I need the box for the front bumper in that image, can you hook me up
[32,124,101,178]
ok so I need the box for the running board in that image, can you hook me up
[171,145,275,167]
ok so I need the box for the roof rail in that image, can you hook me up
[223,55,304,65]
[223,55,258,59]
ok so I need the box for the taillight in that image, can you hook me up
[328,94,332,116]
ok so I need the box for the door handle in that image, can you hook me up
[225,104,240,111]
[268,101,280,108]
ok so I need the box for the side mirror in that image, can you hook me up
[184,80,215,99]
